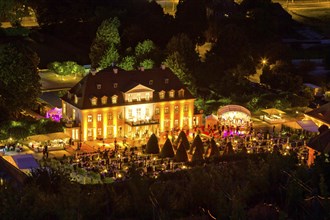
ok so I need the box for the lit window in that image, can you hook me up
[87,115,93,122]
[149,80,153,85]
[165,78,169,84]
[146,108,149,117]
[174,119,179,127]
[184,105,188,112]
[101,96,108,105]
[169,90,175,98]
[91,97,97,106]
[183,117,188,126]
[159,91,165,99]
[136,108,141,118]
[118,112,123,119]
[164,119,169,128]
[155,107,160,115]
[146,93,150,101]
[128,94,132,102]
[112,95,118,104]
[128,109,132,118]
[74,95,78,104]
[87,128,93,137]
[108,113,113,120]
[63,103,66,115]
[178,89,185,98]
[72,109,76,120]
[165,106,169,114]
[174,105,179,113]
[97,128,102,136]
[137,94,141,101]
[97,114,102,122]
[97,84,101,89]
[114,83,118,88]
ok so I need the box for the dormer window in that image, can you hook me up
[91,97,98,106]
[67,91,72,99]
[159,90,165,99]
[165,78,169,84]
[97,84,102,89]
[169,90,175,98]
[74,95,78,104]
[112,95,118,104]
[114,83,118,88]
[149,80,153,85]
[101,96,108,105]
[137,94,141,101]
[146,93,150,101]
[178,89,185,98]
[128,94,132,102]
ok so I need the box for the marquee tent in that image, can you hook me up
[217,105,251,126]
[261,108,285,115]
[283,120,319,133]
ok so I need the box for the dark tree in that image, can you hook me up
[0,42,41,119]
[174,142,188,162]
[190,134,204,155]
[160,138,175,158]
[209,138,220,158]
[175,0,207,43]
[175,130,190,150]
[146,133,159,154]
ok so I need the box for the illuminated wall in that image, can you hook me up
[64,98,196,141]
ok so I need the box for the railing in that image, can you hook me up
[125,119,159,126]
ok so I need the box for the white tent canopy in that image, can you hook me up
[217,105,251,126]
[284,120,319,133]
[297,120,319,133]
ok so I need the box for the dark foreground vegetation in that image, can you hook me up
[1,153,330,219]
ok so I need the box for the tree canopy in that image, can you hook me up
[160,138,175,158]
[89,17,121,69]
[0,42,41,119]
[146,133,159,154]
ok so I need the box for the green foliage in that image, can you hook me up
[146,133,159,154]
[0,43,41,119]
[139,59,154,69]
[160,138,175,158]
[8,126,29,141]
[118,56,136,71]
[135,39,155,58]
[99,44,120,69]
[96,17,120,46]
[0,0,30,27]
[33,119,63,134]
[48,61,85,76]
[90,17,121,69]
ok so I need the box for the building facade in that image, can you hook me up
[61,66,201,141]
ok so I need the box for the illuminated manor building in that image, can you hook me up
[61,66,201,141]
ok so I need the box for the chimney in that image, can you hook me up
[90,68,97,76]
[161,63,166,70]
[113,68,118,74]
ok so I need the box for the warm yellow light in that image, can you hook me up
[261,58,267,65]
